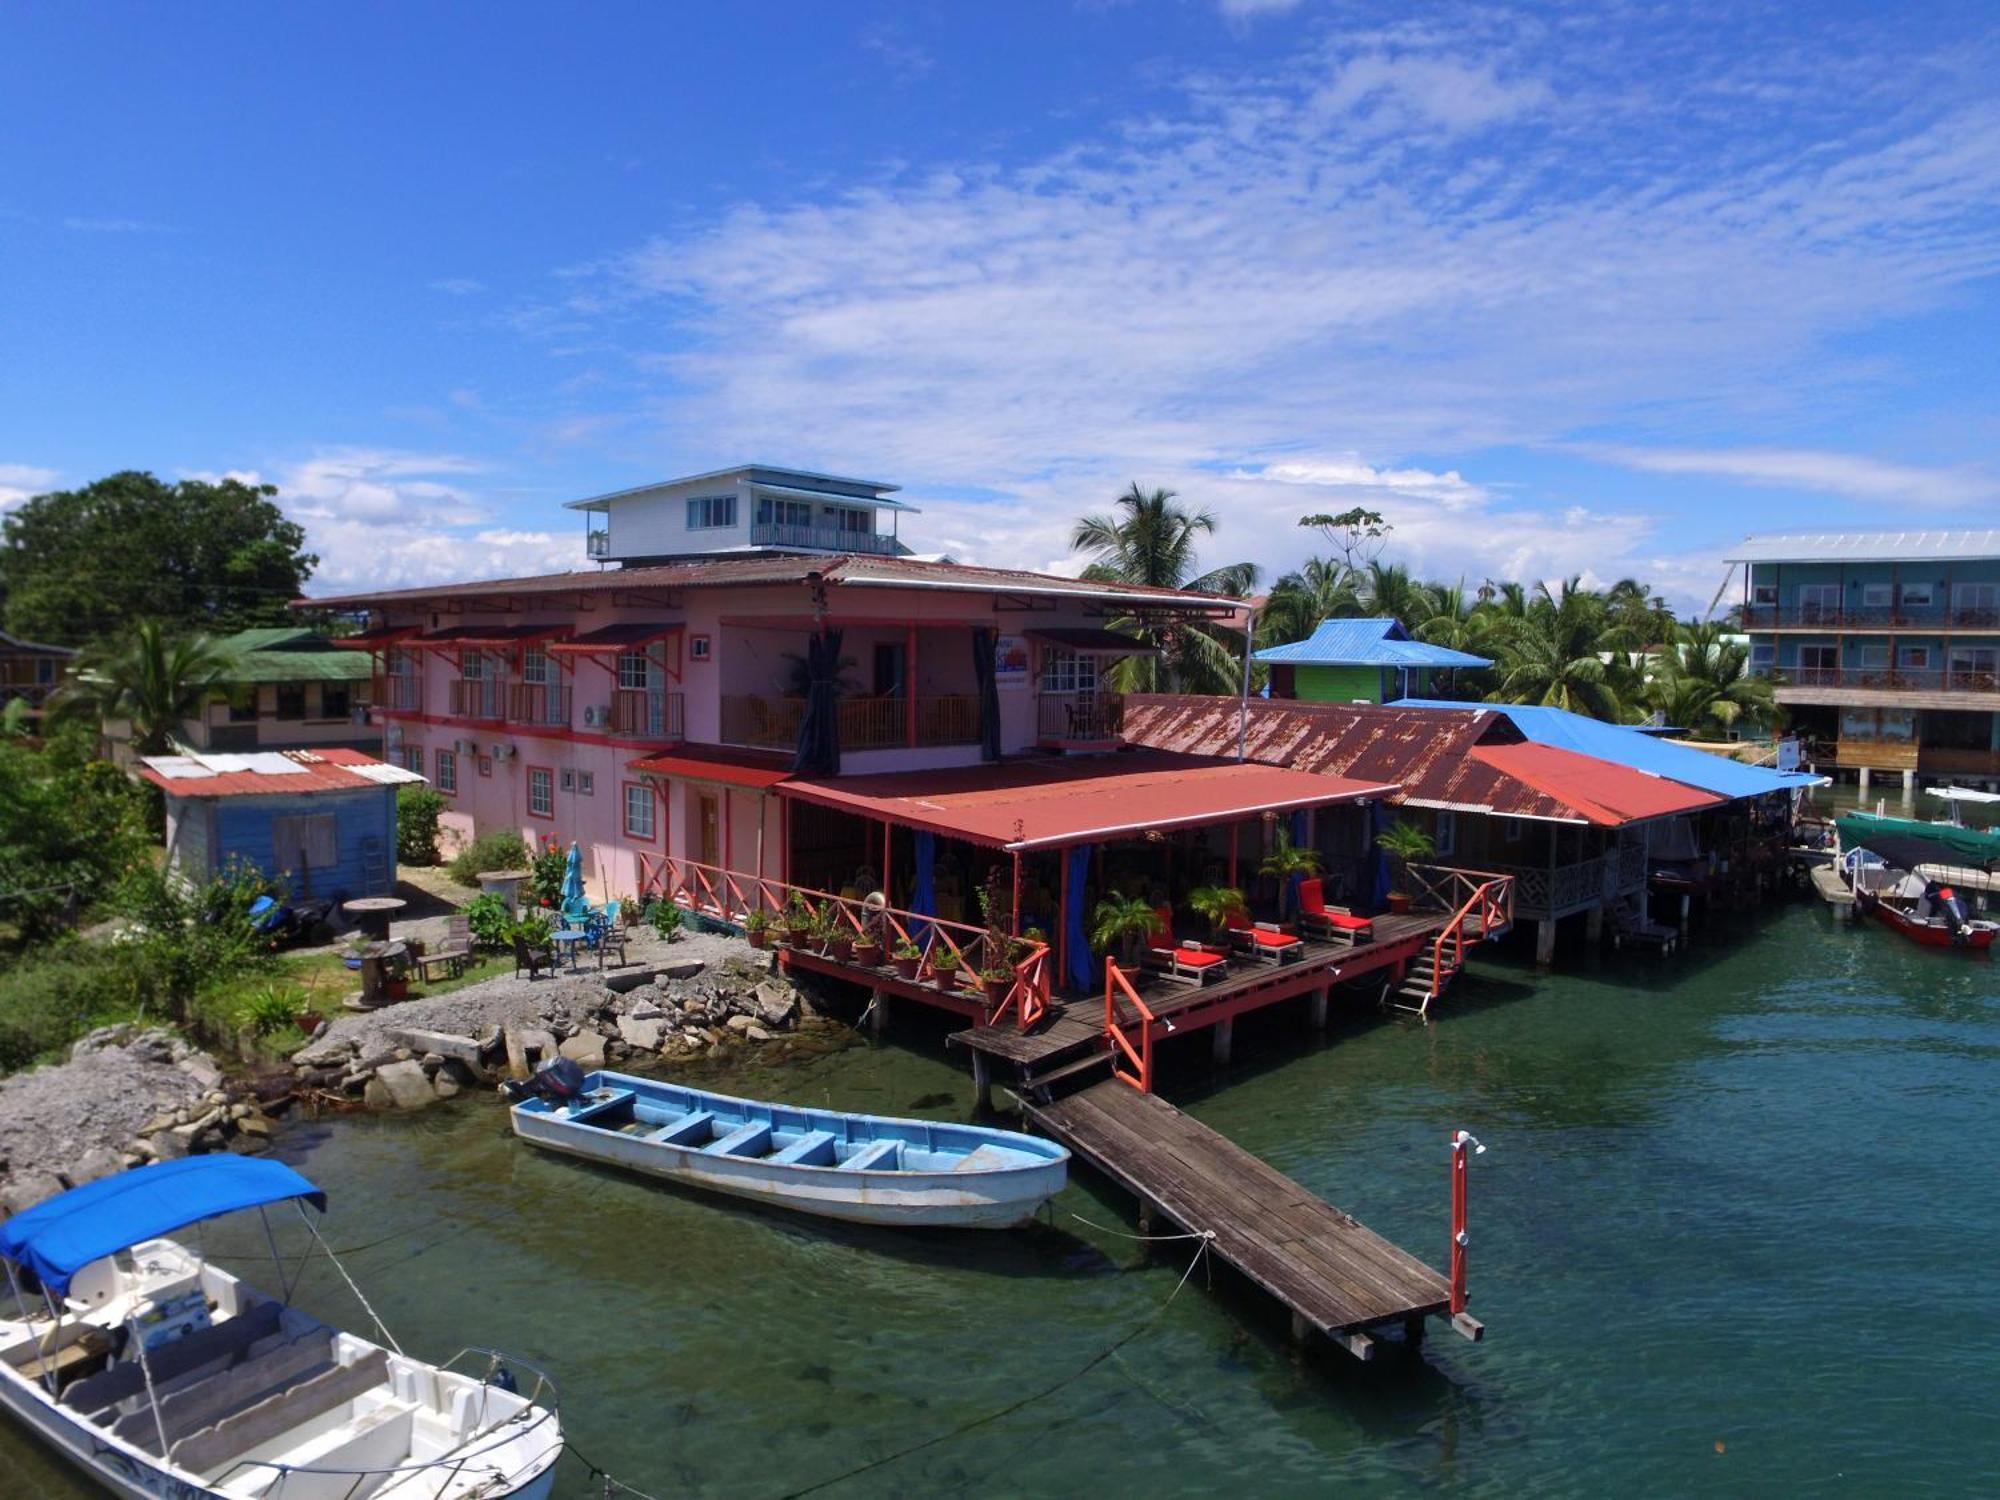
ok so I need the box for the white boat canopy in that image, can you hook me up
[1925,786,2000,804]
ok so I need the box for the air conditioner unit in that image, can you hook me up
[491,743,515,761]
[384,723,404,750]
[452,738,474,755]
[583,705,608,728]
[350,707,370,725]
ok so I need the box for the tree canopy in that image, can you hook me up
[0,471,316,645]
[54,620,244,757]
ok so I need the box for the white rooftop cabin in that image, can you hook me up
[566,465,920,564]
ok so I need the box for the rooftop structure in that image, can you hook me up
[1725,529,2000,565]
[0,628,75,716]
[1254,618,1490,707]
[562,464,919,564]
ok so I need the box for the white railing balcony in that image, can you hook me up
[749,521,899,556]
[508,682,571,728]
[609,688,684,741]
[448,677,506,722]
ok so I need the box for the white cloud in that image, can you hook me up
[1584,445,2000,508]
[1218,0,1304,17]
[1313,53,1551,133]
[429,278,486,296]
[0,464,58,510]
[1240,456,1489,509]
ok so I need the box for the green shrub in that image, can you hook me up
[650,899,683,942]
[512,913,554,949]
[464,893,513,950]
[237,982,304,1036]
[395,785,447,865]
[446,830,531,888]
[529,839,568,907]
[0,945,145,1072]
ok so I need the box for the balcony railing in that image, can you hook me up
[0,682,58,708]
[609,688,684,741]
[720,693,981,751]
[1743,604,2000,629]
[1036,690,1124,743]
[748,521,899,556]
[448,677,506,721]
[378,674,423,713]
[1760,665,2000,694]
[508,682,571,729]
[586,530,610,559]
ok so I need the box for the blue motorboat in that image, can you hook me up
[508,1066,1069,1229]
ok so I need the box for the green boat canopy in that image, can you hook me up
[1836,811,2000,866]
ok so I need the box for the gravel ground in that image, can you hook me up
[306,926,760,1059]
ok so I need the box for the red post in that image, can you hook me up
[1011,850,1023,936]
[1449,1129,1480,1315]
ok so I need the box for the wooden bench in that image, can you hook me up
[769,1130,837,1167]
[838,1139,904,1172]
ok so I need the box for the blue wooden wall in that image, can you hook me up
[177,786,398,900]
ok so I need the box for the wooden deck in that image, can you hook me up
[1023,1081,1474,1357]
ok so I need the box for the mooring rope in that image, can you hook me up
[768,1230,1215,1499]
[563,1440,671,1500]
[1068,1210,1218,1246]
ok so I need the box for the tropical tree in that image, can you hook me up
[54,621,243,756]
[1485,578,1636,720]
[1071,483,1258,693]
[1090,891,1165,963]
[1259,557,1356,647]
[1353,562,1435,625]
[1643,620,1778,737]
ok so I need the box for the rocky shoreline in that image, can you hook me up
[0,931,837,1215]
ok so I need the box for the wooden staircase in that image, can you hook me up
[1389,871,1515,1020]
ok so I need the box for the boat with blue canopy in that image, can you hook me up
[508,1063,1069,1228]
[0,1156,563,1499]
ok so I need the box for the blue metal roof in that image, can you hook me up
[1254,618,1492,669]
[0,1158,326,1295]
[1399,701,1822,798]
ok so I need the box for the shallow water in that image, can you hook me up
[4,898,1997,1497]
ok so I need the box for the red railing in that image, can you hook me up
[1399,865,1514,1019]
[638,854,1050,1029]
[1103,959,1158,1093]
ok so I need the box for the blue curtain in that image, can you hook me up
[1367,801,1392,912]
[911,830,936,943]
[1287,810,1308,917]
[1065,843,1095,991]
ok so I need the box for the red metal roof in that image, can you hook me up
[1469,742,1722,824]
[780,751,1394,851]
[410,624,566,648]
[1121,695,1708,828]
[330,626,417,650]
[549,621,683,654]
[628,744,793,789]
[134,747,424,798]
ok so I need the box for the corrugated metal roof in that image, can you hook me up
[298,553,1232,613]
[1470,743,1720,824]
[1398,701,1823,796]
[1254,618,1492,668]
[628,744,792,788]
[1724,529,2000,564]
[136,747,422,798]
[1024,627,1158,654]
[781,751,1394,851]
[549,621,683,654]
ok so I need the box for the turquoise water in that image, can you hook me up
[3,899,1997,1496]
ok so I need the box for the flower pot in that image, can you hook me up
[982,976,1011,1005]
[746,929,769,950]
[386,980,409,1002]
[893,956,921,980]
[1387,893,1412,913]
[931,967,960,991]
[787,926,812,947]
[292,1012,322,1034]
[855,941,883,967]
[828,936,854,962]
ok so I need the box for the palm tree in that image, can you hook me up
[1259,557,1356,647]
[1071,483,1259,693]
[1090,891,1164,963]
[55,620,242,756]
[1485,578,1635,720]
[1645,620,1777,737]
[1354,562,1435,625]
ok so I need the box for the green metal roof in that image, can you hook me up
[216,628,371,682]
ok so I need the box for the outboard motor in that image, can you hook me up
[1931,883,1973,944]
[500,1055,589,1104]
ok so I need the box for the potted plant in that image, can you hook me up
[978,962,1014,1005]
[783,891,813,947]
[853,910,884,967]
[1091,892,1164,966]
[1259,827,1323,920]
[825,905,855,962]
[1185,883,1247,942]
[1375,820,1436,913]
[929,947,962,990]
[892,937,923,980]
[743,908,772,950]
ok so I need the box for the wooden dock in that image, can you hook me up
[1021,1081,1480,1359]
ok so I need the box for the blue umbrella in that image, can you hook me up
[562,840,585,908]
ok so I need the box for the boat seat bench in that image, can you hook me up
[566,1089,634,1126]
[62,1301,284,1414]
[769,1130,837,1166]
[647,1110,715,1146]
[170,1348,391,1478]
[705,1121,774,1157]
[838,1139,904,1172]
[113,1331,337,1453]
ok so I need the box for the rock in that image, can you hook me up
[137,1111,179,1136]
[362,1076,394,1110]
[226,1133,270,1155]
[558,1033,606,1069]
[228,1103,252,1121]
[628,997,664,1021]
[293,1035,358,1068]
[725,1014,756,1034]
[503,1026,531,1078]
[658,959,706,982]
[173,1053,224,1091]
[371,1060,438,1111]
[146,1128,188,1161]
[752,981,799,1028]
[68,1146,125,1185]
[129,1137,157,1162]
[71,1024,136,1059]
[617,1015,668,1051]
[235,1112,274,1138]
[745,1025,773,1042]
[1,1172,67,1214]
[433,1072,462,1100]
[393,1029,492,1082]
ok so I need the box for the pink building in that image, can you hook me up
[305,466,1230,906]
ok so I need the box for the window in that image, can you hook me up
[527,766,554,819]
[1858,643,1889,670]
[831,506,869,535]
[227,689,260,723]
[1797,584,1841,622]
[461,651,487,681]
[577,771,594,796]
[1501,818,1524,843]
[1797,644,1838,670]
[1434,810,1457,857]
[522,648,551,685]
[559,768,575,792]
[1899,645,1931,670]
[623,783,657,841]
[400,746,425,775]
[1953,582,1999,622]
[275,683,307,720]
[1861,583,1891,609]
[477,756,493,778]
[1750,643,1775,672]
[616,652,654,691]
[1901,582,1934,607]
[437,748,457,795]
[689,635,711,662]
[321,684,350,720]
[1879,709,1914,741]
[1039,648,1099,695]
[757,496,811,529]
[270,814,337,870]
[686,494,737,530]
[33,658,55,686]
[1751,581,1778,606]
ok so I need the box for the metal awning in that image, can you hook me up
[1469,742,1722,826]
[549,621,683,655]
[629,746,791,789]
[1025,628,1159,656]
[410,624,567,649]
[332,626,418,651]
[780,752,1392,852]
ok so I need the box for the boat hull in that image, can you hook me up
[512,1071,1068,1229]
[1856,890,1997,950]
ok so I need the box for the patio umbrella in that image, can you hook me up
[792,627,844,775]
[562,841,585,907]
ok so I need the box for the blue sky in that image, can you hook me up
[3,1,1998,608]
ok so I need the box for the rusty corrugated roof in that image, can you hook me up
[135,747,421,799]
[1120,695,1694,827]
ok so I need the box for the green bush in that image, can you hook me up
[237,982,304,1036]
[0,945,145,1072]
[117,859,277,1038]
[446,830,532,888]
[464,893,513,950]
[529,839,568,907]
[650,899,683,942]
[512,913,554,949]
[395,785,447,865]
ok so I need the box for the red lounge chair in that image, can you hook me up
[1299,879,1373,946]
[1140,941,1227,986]
[1223,907,1305,965]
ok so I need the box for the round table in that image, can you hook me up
[551,927,589,970]
[342,896,408,942]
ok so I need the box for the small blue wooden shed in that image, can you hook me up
[137,748,426,900]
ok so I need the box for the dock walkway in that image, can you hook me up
[1022,1081,1476,1358]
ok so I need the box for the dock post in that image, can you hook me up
[1212,1017,1234,1066]
[1310,986,1329,1029]
[1858,766,1871,794]
[1902,768,1916,796]
[1534,918,1556,967]
[1585,904,1604,944]
[970,1048,991,1112]
[869,989,889,1036]
[1678,892,1691,938]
